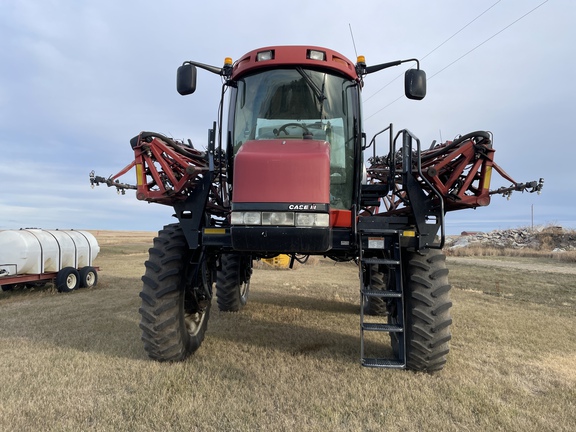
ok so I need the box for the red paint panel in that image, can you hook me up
[330,209,352,227]
[233,140,330,204]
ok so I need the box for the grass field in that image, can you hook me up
[1,231,575,431]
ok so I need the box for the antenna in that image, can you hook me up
[349,23,358,58]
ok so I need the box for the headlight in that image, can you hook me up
[243,212,262,225]
[256,50,274,61]
[295,213,329,227]
[231,211,329,227]
[231,211,261,225]
[262,212,294,226]
[307,49,326,61]
[230,212,243,225]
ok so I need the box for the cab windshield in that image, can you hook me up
[231,68,357,209]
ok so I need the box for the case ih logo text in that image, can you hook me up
[288,204,317,210]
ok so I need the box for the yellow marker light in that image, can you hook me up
[402,230,416,237]
[224,57,233,66]
[135,163,144,186]
[357,55,366,64]
[483,166,493,190]
[204,228,226,235]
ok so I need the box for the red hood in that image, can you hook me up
[232,139,330,204]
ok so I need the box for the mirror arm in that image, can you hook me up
[182,60,224,76]
[363,58,420,75]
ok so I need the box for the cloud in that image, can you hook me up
[0,0,574,235]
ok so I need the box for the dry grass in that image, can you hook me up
[447,245,576,263]
[1,232,575,431]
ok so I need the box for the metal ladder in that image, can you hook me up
[358,223,406,368]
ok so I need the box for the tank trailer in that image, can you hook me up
[91,46,543,371]
[0,229,99,292]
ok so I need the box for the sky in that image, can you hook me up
[1,0,574,235]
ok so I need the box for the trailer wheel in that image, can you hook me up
[139,224,213,362]
[56,267,80,293]
[216,254,251,311]
[79,266,98,288]
[390,248,452,372]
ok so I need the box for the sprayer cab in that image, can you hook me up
[175,47,428,254]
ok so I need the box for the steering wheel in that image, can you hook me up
[274,123,311,137]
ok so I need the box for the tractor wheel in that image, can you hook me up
[216,253,251,311]
[138,224,213,362]
[390,248,452,372]
[56,267,80,292]
[363,264,390,316]
[79,266,98,288]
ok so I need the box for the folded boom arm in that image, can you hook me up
[364,131,543,216]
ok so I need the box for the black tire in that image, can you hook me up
[216,253,251,311]
[390,248,452,372]
[56,267,80,293]
[138,224,212,362]
[364,264,390,316]
[1,284,16,292]
[294,254,309,264]
[79,266,98,288]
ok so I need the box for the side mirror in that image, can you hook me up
[177,64,197,95]
[405,69,426,100]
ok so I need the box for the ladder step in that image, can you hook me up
[358,228,401,234]
[362,289,401,298]
[362,257,400,266]
[361,199,381,206]
[361,184,389,193]
[362,358,406,369]
[358,216,406,368]
[362,323,403,332]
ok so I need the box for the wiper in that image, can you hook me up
[296,67,326,104]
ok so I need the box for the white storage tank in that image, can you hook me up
[0,229,100,276]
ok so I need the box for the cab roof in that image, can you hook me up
[230,46,359,81]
